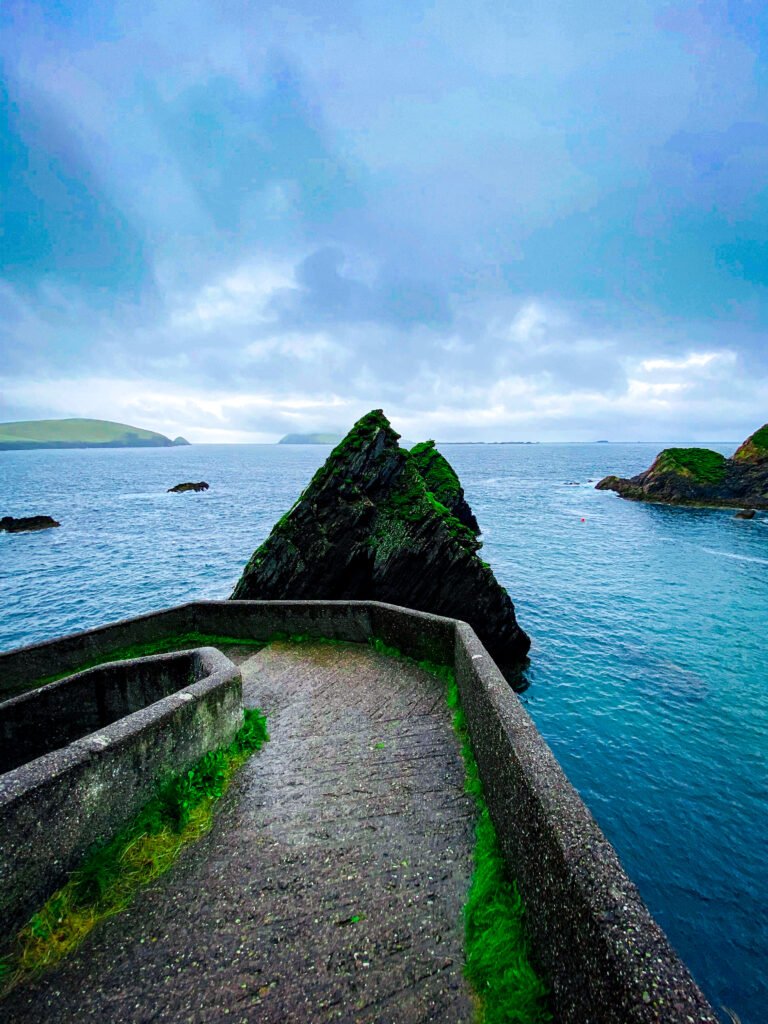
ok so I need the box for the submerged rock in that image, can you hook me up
[596,424,768,509]
[168,481,209,493]
[0,515,60,533]
[231,410,530,672]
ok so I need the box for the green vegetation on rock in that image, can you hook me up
[0,419,188,450]
[654,447,727,484]
[409,439,462,508]
[0,708,268,995]
[733,423,768,462]
[368,638,551,1023]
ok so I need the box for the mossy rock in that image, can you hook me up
[733,423,768,463]
[653,448,728,484]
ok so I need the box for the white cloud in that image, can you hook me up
[639,351,735,373]
[170,262,297,330]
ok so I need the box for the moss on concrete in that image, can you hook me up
[367,638,551,1023]
[0,708,268,995]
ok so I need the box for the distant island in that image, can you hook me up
[0,419,189,451]
[596,423,768,509]
[277,432,344,445]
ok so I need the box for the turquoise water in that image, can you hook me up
[1,442,765,1021]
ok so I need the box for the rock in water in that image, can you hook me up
[231,410,530,672]
[735,508,756,520]
[409,440,480,534]
[596,423,768,509]
[167,481,209,493]
[0,515,60,533]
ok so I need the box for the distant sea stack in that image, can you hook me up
[232,409,530,674]
[596,424,768,509]
[0,419,190,451]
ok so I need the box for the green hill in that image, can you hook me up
[0,419,190,451]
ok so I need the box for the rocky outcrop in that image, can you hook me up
[231,410,530,673]
[0,516,60,533]
[409,440,481,534]
[167,481,209,493]
[596,424,768,509]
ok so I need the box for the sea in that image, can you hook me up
[1,441,765,1023]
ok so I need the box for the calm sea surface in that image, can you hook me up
[1,442,765,1021]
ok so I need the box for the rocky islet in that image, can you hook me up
[596,423,768,509]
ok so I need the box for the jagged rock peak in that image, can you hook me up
[231,409,530,673]
[409,440,480,534]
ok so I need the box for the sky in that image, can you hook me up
[1,0,767,443]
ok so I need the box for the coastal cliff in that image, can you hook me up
[231,409,530,672]
[596,424,768,509]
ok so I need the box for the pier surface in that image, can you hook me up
[3,641,475,1023]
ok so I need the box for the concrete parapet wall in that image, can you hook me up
[0,602,718,1022]
[0,647,241,939]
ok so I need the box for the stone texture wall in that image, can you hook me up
[0,647,241,938]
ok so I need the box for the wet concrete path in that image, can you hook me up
[3,641,476,1023]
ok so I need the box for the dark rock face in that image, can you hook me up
[167,481,209,493]
[231,410,530,672]
[409,440,481,534]
[0,516,60,533]
[597,425,768,509]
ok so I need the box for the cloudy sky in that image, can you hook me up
[1,0,767,442]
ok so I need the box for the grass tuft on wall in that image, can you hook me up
[368,638,551,1023]
[0,708,268,996]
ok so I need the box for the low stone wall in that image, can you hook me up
[0,604,196,699]
[0,601,719,1022]
[0,647,241,939]
[0,650,204,774]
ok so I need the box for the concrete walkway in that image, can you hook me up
[3,641,476,1023]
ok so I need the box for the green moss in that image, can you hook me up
[409,440,463,507]
[654,447,727,484]
[0,709,268,994]
[381,458,479,552]
[367,638,550,1023]
[750,424,768,450]
[733,423,768,462]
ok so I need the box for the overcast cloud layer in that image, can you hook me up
[1,0,767,442]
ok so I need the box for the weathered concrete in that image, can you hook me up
[2,642,475,1023]
[0,601,721,1022]
[453,624,719,1024]
[1,649,212,773]
[0,647,241,938]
